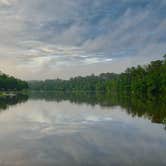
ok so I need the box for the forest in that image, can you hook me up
[0,72,28,91]
[29,55,166,98]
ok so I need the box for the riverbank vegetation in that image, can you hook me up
[29,55,166,98]
[0,72,28,91]
[0,55,165,98]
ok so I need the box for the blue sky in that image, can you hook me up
[0,0,165,80]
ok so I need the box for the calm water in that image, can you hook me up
[0,92,166,166]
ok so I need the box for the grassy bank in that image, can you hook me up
[0,91,28,99]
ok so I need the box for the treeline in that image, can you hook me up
[0,72,28,91]
[29,55,166,97]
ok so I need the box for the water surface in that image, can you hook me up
[0,92,166,166]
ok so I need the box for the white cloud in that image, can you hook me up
[0,0,17,6]
[0,0,165,79]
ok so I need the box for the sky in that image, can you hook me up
[0,0,165,80]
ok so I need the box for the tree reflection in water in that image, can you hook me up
[0,91,166,130]
[28,91,166,125]
[0,94,28,111]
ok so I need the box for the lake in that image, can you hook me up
[0,92,166,166]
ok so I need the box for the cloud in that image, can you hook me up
[0,0,17,6]
[0,0,165,79]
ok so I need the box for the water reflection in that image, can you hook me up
[0,92,166,165]
[0,93,28,111]
[1,91,166,128]
[29,91,166,124]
